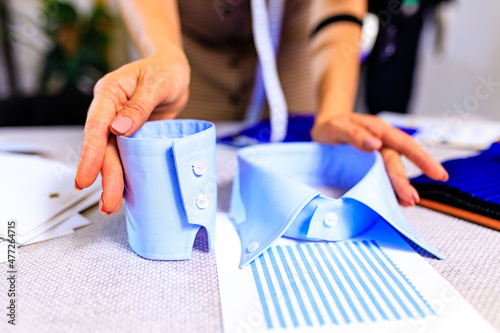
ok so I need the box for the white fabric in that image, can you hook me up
[249,0,288,142]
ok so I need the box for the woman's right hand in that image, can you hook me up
[74,45,190,214]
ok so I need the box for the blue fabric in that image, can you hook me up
[410,142,500,220]
[231,143,444,268]
[411,142,500,205]
[117,120,216,260]
[218,114,315,146]
[218,114,418,147]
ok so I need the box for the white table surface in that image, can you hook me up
[0,125,498,332]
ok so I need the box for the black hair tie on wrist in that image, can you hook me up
[310,14,363,39]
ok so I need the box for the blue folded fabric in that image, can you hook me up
[411,142,500,220]
[117,120,217,260]
[231,142,444,268]
[218,114,314,146]
[217,114,417,146]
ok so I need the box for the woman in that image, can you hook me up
[74,0,448,214]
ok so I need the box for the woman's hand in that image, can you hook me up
[311,113,449,206]
[74,47,190,214]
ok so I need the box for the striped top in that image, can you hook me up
[176,0,316,121]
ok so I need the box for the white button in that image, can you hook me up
[247,241,260,253]
[196,194,209,209]
[324,212,338,227]
[193,160,207,176]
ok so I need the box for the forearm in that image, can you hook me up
[116,0,183,57]
[309,0,366,124]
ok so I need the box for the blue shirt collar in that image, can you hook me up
[231,143,444,268]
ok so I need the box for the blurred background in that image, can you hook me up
[0,0,499,127]
[400,0,500,120]
[0,0,129,125]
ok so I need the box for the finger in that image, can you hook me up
[355,116,449,181]
[109,74,165,137]
[148,89,190,121]
[99,195,123,215]
[109,197,124,215]
[100,135,124,214]
[319,117,383,151]
[380,147,420,207]
[75,83,120,190]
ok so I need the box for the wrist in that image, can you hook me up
[315,93,352,125]
[149,42,185,59]
[140,37,183,58]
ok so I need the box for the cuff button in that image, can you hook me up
[193,160,207,176]
[196,194,209,209]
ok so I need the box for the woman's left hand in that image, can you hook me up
[311,113,449,206]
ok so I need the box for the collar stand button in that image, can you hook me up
[247,241,260,253]
[324,212,338,227]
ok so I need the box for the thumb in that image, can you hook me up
[109,82,158,137]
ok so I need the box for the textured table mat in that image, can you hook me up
[0,207,221,333]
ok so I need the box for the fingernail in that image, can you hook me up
[74,180,82,191]
[441,170,449,182]
[111,117,133,135]
[411,187,420,203]
[99,197,105,214]
[362,137,382,150]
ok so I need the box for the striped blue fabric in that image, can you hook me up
[250,240,434,329]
